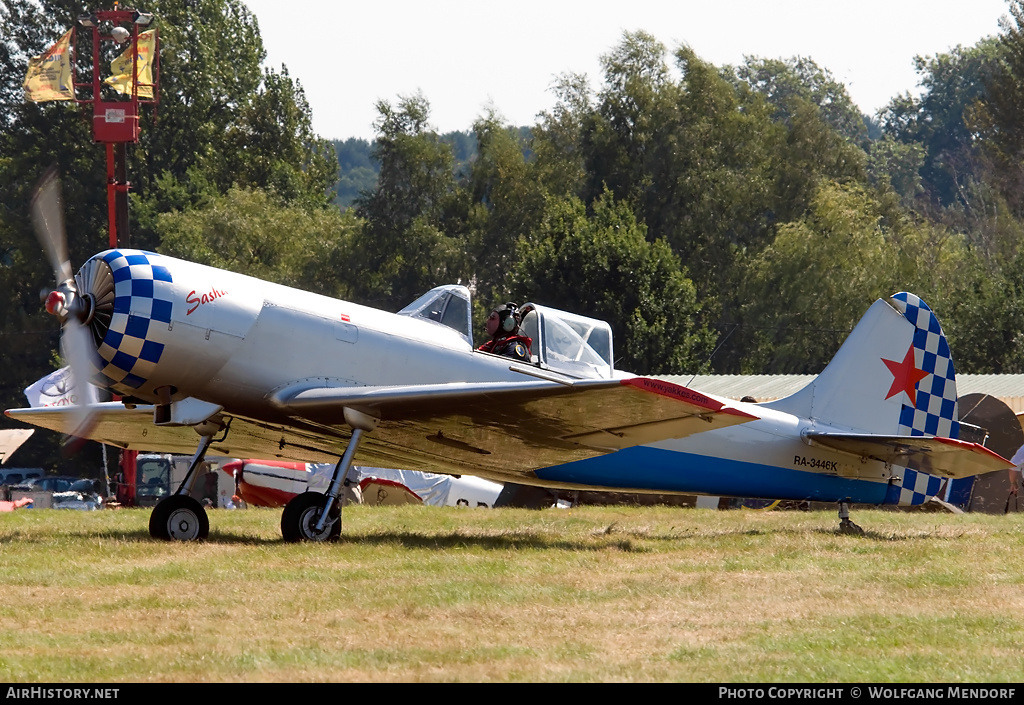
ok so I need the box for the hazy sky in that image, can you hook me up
[243,0,1012,141]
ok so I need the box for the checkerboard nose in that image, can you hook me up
[85,250,174,396]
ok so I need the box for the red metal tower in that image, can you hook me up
[74,6,160,505]
[74,5,159,251]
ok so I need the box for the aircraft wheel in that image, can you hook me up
[281,492,340,543]
[149,495,210,541]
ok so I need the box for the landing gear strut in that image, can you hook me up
[281,407,378,543]
[149,432,216,541]
[838,501,864,535]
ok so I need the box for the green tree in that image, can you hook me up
[572,34,784,307]
[465,112,547,303]
[349,93,469,310]
[216,66,337,208]
[936,254,1024,374]
[532,72,592,200]
[867,135,926,207]
[730,56,868,143]
[975,0,1024,215]
[130,0,337,245]
[511,191,714,374]
[879,40,1000,218]
[332,137,378,209]
[740,181,906,373]
[582,30,679,214]
[659,46,782,296]
[0,0,118,470]
[157,186,360,298]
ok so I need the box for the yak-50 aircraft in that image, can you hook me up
[5,171,1014,541]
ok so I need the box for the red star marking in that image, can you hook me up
[882,345,930,405]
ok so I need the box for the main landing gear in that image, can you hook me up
[281,407,378,543]
[149,430,216,541]
[147,407,378,543]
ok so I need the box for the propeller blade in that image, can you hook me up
[30,167,73,285]
[63,318,99,442]
[31,168,100,451]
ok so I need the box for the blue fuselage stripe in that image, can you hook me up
[534,447,891,504]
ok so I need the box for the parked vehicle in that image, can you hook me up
[9,475,104,510]
[135,454,232,508]
[0,468,44,486]
[11,475,81,493]
[53,478,103,510]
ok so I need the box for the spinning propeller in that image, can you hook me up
[30,168,100,444]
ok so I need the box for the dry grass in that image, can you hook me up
[1,504,1023,682]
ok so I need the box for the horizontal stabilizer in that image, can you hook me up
[805,432,1013,479]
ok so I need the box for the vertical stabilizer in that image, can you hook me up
[764,293,961,505]
[765,293,959,437]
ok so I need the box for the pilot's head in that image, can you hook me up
[487,302,521,338]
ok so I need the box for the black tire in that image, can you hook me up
[281,492,340,543]
[149,495,209,541]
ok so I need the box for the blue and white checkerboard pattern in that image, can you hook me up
[91,250,173,396]
[885,292,959,505]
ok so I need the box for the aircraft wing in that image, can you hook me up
[6,377,758,480]
[805,432,1013,479]
[5,403,350,463]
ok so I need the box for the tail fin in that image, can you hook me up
[765,293,963,506]
[765,292,959,439]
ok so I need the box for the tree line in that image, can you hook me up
[4,0,1024,470]
[323,7,1024,379]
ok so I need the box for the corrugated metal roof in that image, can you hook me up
[657,374,1024,412]
[658,375,812,402]
[957,375,1024,411]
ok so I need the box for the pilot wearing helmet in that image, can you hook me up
[478,302,532,362]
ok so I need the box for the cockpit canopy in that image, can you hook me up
[397,286,616,380]
[520,303,615,379]
[396,285,473,346]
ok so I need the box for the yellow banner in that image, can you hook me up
[23,28,75,102]
[103,29,156,99]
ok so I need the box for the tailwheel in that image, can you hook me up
[149,495,210,541]
[837,501,864,536]
[281,492,340,543]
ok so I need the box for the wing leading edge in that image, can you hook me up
[272,375,758,457]
[6,377,758,478]
[805,432,1013,479]
[5,403,349,463]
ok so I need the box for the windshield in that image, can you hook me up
[137,458,170,497]
[397,285,473,346]
[520,304,615,379]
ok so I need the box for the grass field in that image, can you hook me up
[1,504,1022,683]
